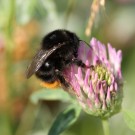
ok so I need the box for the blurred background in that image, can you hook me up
[0,0,135,135]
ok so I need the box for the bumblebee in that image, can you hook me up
[26,29,86,88]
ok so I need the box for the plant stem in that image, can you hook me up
[5,0,16,97]
[102,119,110,135]
[6,0,15,38]
[64,0,76,27]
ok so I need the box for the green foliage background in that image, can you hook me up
[0,0,135,135]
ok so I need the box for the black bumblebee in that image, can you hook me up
[26,29,86,88]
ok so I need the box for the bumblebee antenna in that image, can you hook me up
[79,40,91,47]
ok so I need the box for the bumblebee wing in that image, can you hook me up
[26,43,65,78]
[26,49,47,78]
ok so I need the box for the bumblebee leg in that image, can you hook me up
[72,58,86,67]
[72,58,94,70]
[55,69,69,88]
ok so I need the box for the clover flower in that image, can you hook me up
[63,38,123,119]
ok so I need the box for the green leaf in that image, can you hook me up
[30,89,71,104]
[123,109,135,131]
[48,105,81,135]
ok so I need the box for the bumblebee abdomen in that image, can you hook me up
[40,80,60,88]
